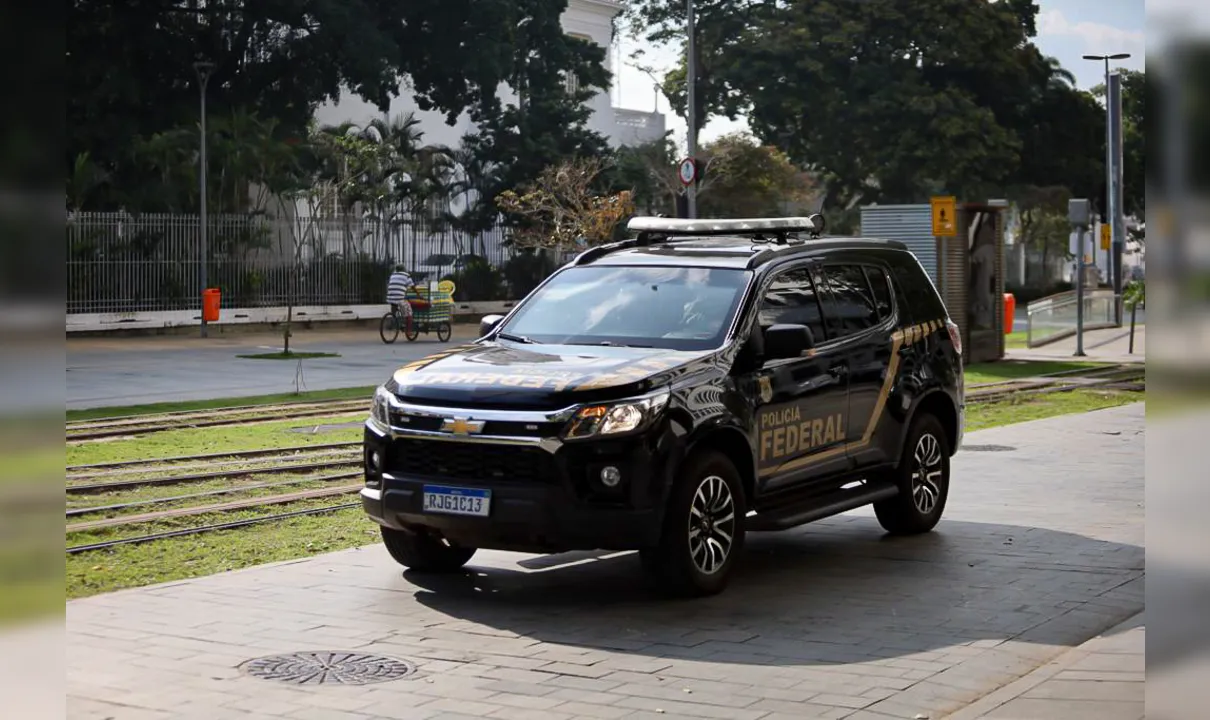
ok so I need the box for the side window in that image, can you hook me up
[758,267,827,343]
[819,264,879,337]
[863,266,893,321]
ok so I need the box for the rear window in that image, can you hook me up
[890,255,946,325]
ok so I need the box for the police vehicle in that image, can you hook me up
[362,215,965,596]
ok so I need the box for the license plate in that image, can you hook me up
[422,485,491,517]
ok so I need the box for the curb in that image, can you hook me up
[940,611,1145,720]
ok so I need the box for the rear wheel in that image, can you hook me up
[378,313,399,344]
[640,451,746,597]
[381,527,476,572]
[873,413,950,535]
[437,321,452,343]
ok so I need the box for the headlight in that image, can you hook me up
[564,387,671,440]
[369,385,393,430]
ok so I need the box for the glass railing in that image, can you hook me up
[1026,289,1120,347]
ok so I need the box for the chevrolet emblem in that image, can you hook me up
[441,417,485,436]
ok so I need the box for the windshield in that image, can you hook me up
[498,265,751,350]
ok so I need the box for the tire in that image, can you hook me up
[436,321,452,343]
[380,526,476,573]
[873,413,951,535]
[640,450,746,598]
[379,313,400,344]
[404,318,420,342]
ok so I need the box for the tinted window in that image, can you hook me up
[758,268,827,342]
[891,257,946,325]
[500,265,750,351]
[863,266,893,321]
[819,264,879,336]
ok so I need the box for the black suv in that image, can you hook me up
[362,216,964,596]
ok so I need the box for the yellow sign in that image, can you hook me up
[1100,223,1111,251]
[931,196,957,237]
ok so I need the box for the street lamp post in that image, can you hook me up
[194,61,215,338]
[1082,52,1131,324]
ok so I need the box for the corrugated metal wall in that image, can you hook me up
[860,205,938,282]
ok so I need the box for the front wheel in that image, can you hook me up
[873,413,951,535]
[379,313,400,344]
[381,527,476,573]
[640,451,746,597]
[436,321,452,343]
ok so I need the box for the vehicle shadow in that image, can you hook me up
[398,515,1144,666]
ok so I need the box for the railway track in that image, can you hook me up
[66,400,370,441]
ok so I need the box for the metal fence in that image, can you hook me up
[66,211,533,314]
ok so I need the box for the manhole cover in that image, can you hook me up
[963,444,1016,452]
[240,651,416,685]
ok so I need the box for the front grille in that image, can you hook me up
[387,438,557,484]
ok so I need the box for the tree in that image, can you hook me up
[696,133,814,218]
[67,0,609,213]
[624,0,1103,211]
[457,0,613,234]
[496,157,635,254]
[610,137,680,215]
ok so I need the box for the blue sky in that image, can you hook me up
[613,0,1146,149]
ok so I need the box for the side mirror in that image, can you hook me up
[479,314,505,338]
[764,324,815,360]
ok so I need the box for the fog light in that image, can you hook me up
[599,466,622,488]
[370,450,383,470]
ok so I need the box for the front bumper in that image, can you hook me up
[360,421,679,554]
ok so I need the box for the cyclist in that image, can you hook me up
[386,265,417,326]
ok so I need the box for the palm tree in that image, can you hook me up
[1044,55,1076,89]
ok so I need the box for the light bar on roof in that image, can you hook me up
[627,216,819,235]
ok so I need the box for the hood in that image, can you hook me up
[389,341,711,409]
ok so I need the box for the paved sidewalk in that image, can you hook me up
[942,613,1143,720]
[66,403,1144,720]
[1006,325,1145,364]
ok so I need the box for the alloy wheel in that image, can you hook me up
[688,475,736,575]
[911,432,944,514]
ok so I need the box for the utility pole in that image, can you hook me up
[686,0,698,219]
[1082,52,1130,324]
[194,61,215,338]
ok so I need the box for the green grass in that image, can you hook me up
[66,386,377,422]
[236,351,342,360]
[1005,330,1028,349]
[66,413,366,467]
[964,359,1112,386]
[966,388,1142,432]
[67,504,375,599]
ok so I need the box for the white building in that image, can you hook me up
[312,0,666,151]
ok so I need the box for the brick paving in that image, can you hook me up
[67,403,1144,720]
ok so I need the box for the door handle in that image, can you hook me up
[829,365,849,378]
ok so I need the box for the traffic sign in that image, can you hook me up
[678,157,698,187]
[931,196,957,237]
[1100,223,1111,251]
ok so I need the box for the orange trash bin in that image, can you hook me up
[202,288,222,323]
[1003,293,1015,335]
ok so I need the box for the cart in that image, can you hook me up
[379,280,455,343]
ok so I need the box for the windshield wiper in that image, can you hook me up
[497,332,534,344]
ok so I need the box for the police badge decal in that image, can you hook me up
[759,376,773,403]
